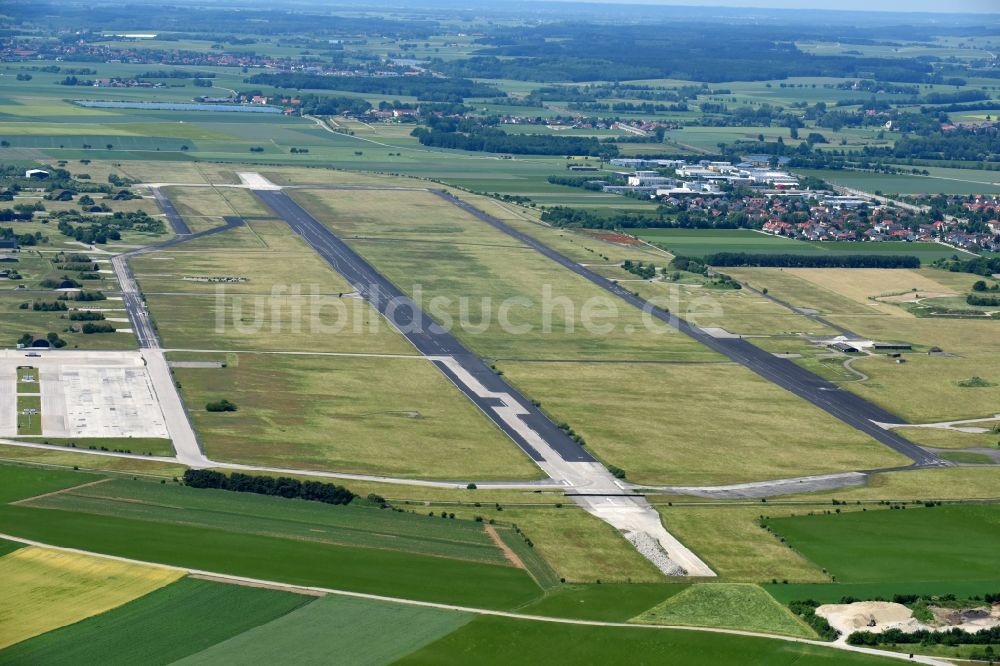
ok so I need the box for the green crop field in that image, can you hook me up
[0,546,184,649]
[0,464,97,503]
[398,615,896,665]
[0,577,311,664]
[178,594,472,665]
[634,583,815,638]
[633,229,958,262]
[25,477,514,566]
[796,168,1000,195]
[0,499,542,610]
[765,504,1000,583]
[518,584,689,622]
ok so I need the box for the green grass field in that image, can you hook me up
[398,615,896,665]
[0,577,311,664]
[172,352,541,480]
[847,352,1000,422]
[178,594,472,666]
[633,229,958,262]
[634,583,815,638]
[498,360,908,486]
[518,584,688,622]
[25,477,514,566]
[16,395,42,436]
[12,437,175,457]
[15,366,39,394]
[0,479,542,609]
[658,505,828,583]
[0,463,94,503]
[765,504,1000,583]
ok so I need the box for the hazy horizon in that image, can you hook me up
[538,0,999,14]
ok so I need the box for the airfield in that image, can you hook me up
[0,350,168,439]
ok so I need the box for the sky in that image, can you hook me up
[564,0,999,13]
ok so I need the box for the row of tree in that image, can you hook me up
[182,469,356,505]
[701,252,921,269]
[848,626,1000,647]
[411,127,617,157]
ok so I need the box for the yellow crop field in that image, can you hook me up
[0,546,183,649]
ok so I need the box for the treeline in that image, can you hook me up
[934,256,1000,276]
[0,226,46,246]
[863,129,1000,163]
[139,70,215,79]
[848,625,1000,647]
[967,293,1000,306]
[55,210,164,245]
[788,601,839,642]
[182,469,356,505]
[540,206,666,230]
[411,127,616,157]
[245,73,500,102]
[292,93,371,116]
[547,174,624,190]
[702,253,921,268]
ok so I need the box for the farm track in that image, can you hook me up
[0,532,952,666]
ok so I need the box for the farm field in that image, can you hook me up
[634,229,958,262]
[0,546,183,649]
[765,504,1000,583]
[398,615,896,665]
[634,583,815,638]
[24,477,517,566]
[178,594,472,666]
[0,498,543,610]
[0,578,312,665]
[518,584,688,622]
[172,352,541,479]
[795,168,1000,195]
[498,360,909,486]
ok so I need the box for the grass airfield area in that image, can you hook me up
[173,352,541,480]
[291,188,719,362]
[498,360,908,486]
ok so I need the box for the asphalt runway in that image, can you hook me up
[253,189,595,465]
[151,188,190,235]
[432,191,943,469]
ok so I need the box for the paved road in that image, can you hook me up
[253,189,593,465]
[150,187,190,235]
[0,532,952,666]
[433,191,944,469]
